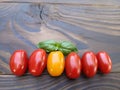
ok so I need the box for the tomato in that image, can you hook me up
[47,51,65,76]
[29,49,47,76]
[81,51,98,78]
[65,52,81,79]
[10,50,28,76]
[96,51,112,74]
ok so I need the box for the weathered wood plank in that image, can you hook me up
[0,0,120,6]
[0,73,120,90]
[0,3,120,74]
[0,2,120,90]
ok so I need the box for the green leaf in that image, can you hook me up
[37,40,58,53]
[60,41,78,52]
[37,40,78,55]
[58,48,72,56]
[60,41,75,49]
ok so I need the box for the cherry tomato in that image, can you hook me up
[65,52,81,79]
[47,51,65,76]
[10,50,28,76]
[29,49,47,76]
[96,51,112,74]
[81,51,98,78]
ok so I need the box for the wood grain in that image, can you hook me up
[0,0,120,6]
[0,73,120,90]
[0,2,120,90]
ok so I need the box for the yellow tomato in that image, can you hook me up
[47,51,65,76]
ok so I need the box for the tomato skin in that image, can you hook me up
[81,51,98,78]
[10,50,28,76]
[29,49,47,76]
[65,52,81,79]
[47,51,65,76]
[96,51,112,74]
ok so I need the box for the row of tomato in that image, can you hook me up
[10,49,112,79]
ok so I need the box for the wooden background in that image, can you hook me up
[0,0,120,90]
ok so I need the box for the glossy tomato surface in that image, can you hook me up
[65,52,81,79]
[29,49,47,76]
[81,51,97,78]
[47,51,65,76]
[96,51,112,74]
[10,50,28,76]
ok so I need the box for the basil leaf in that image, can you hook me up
[37,40,78,55]
[37,40,59,52]
[60,41,74,49]
[58,48,72,56]
[38,40,60,53]
[60,41,78,52]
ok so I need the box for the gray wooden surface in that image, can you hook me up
[0,0,120,90]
